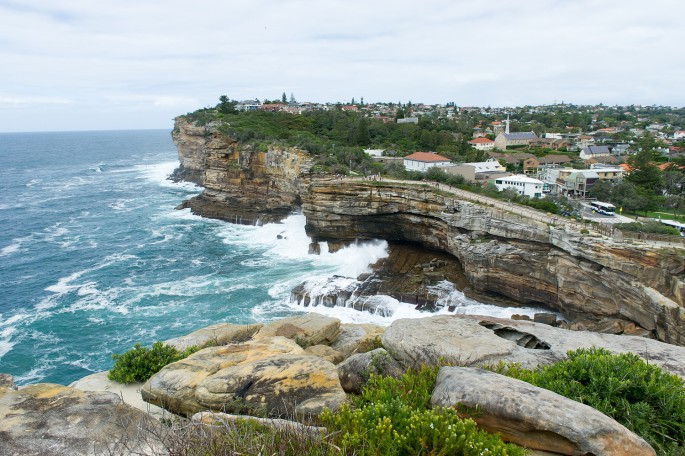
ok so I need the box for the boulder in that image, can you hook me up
[142,336,304,417]
[195,354,346,418]
[254,313,341,347]
[70,371,168,420]
[304,344,344,364]
[329,323,385,358]
[337,348,404,394]
[0,383,158,456]
[533,312,558,326]
[431,367,655,455]
[382,315,685,379]
[165,322,263,351]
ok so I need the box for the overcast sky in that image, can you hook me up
[1,0,683,132]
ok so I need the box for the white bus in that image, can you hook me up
[590,201,616,216]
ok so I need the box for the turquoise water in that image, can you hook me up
[0,129,544,386]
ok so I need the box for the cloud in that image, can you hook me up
[0,0,683,131]
[0,95,73,106]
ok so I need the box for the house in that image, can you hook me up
[468,137,495,151]
[403,152,451,172]
[576,135,596,150]
[494,131,538,150]
[397,117,419,124]
[674,130,685,140]
[493,175,545,198]
[342,105,359,112]
[462,158,506,173]
[529,138,571,150]
[553,169,600,198]
[589,164,623,181]
[580,145,611,160]
[537,154,572,167]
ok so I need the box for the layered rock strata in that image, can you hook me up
[301,180,685,345]
[171,118,685,345]
[173,117,312,224]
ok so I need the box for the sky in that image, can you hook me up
[0,0,683,132]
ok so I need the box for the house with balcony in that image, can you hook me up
[493,175,545,198]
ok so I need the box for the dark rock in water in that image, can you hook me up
[307,241,320,254]
[511,314,532,321]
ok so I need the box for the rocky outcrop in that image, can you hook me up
[142,335,346,418]
[301,180,685,345]
[381,314,685,378]
[173,116,312,224]
[0,383,157,456]
[254,312,342,346]
[171,117,684,343]
[431,367,655,455]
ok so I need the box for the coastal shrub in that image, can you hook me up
[615,221,680,236]
[490,347,685,455]
[319,365,526,456]
[108,341,199,384]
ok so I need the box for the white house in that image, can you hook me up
[674,130,685,140]
[468,137,495,151]
[403,152,452,172]
[494,174,545,198]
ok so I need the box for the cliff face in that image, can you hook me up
[172,119,685,345]
[172,117,313,224]
[301,179,685,345]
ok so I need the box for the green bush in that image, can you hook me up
[108,341,199,384]
[319,366,525,456]
[491,347,685,455]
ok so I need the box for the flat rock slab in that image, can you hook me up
[382,314,685,378]
[165,322,263,351]
[71,370,168,420]
[0,383,157,456]
[255,313,341,346]
[432,367,655,455]
[143,336,304,417]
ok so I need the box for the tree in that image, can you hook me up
[355,117,371,146]
[217,95,236,114]
[282,92,287,103]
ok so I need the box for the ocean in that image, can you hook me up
[0,129,546,386]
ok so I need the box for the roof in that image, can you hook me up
[538,154,572,164]
[463,158,504,172]
[404,152,451,163]
[581,145,611,155]
[501,132,537,140]
[469,137,494,144]
[497,174,544,185]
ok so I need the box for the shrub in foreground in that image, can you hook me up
[320,365,526,456]
[491,347,685,455]
[108,341,198,384]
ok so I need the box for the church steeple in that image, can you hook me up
[505,114,510,134]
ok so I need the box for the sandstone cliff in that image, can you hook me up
[172,116,313,224]
[172,118,685,345]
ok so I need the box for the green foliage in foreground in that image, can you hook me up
[490,347,685,456]
[320,366,526,456]
[615,221,681,236]
[108,341,199,384]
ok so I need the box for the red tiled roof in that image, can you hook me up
[469,137,494,144]
[404,152,451,162]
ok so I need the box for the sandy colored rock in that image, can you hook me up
[432,367,655,455]
[71,370,168,420]
[142,336,304,417]
[304,344,344,364]
[255,313,341,347]
[195,354,346,417]
[165,322,262,351]
[0,383,158,456]
[382,314,685,379]
[0,373,17,395]
[330,323,385,358]
[337,348,404,394]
